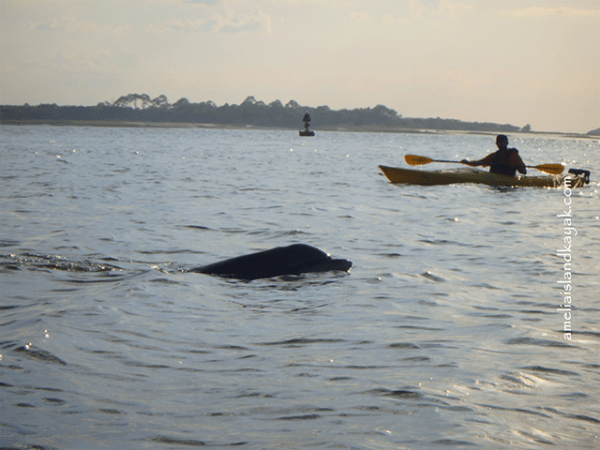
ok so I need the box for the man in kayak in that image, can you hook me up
[461,135,527,177]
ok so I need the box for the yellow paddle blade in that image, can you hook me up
[533,164,564,175]
[405,155,434,166]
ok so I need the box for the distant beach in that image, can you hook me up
[1,117,596,140]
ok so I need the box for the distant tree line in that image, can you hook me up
[2,93,528,133]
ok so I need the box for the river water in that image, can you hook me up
[1,125,599,449]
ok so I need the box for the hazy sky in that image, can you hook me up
[1,0,599,133]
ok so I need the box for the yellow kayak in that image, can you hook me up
[379,165,589,188]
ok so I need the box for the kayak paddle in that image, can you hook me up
[404,154,564,175]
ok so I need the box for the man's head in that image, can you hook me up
[496,134,509,149]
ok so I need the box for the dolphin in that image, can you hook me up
[190,244,352,280]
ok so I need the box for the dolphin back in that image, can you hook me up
[191,244,352,280]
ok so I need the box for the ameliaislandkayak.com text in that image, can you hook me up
[557,176,576,340]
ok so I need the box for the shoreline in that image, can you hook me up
[1,118,597,139]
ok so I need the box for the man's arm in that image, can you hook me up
[461,153,496,167]
[509,150,527,175]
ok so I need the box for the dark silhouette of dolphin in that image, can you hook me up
[190,244,352,280]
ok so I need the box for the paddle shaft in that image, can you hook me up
[404,155,564,175]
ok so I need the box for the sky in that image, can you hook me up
[1,0,599,133]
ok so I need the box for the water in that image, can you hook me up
[1,125,599,449]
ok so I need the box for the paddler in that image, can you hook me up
[461,135,527,177]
